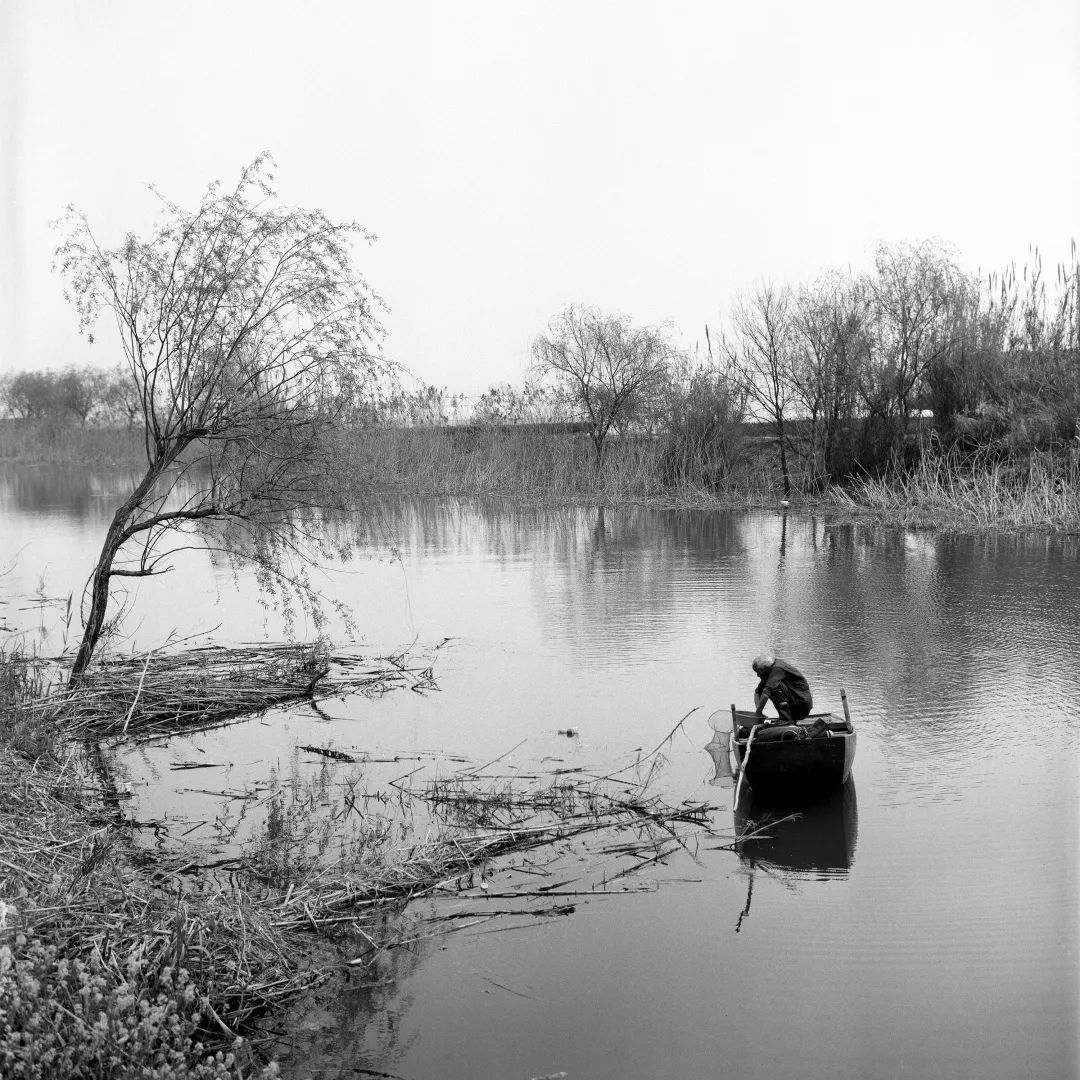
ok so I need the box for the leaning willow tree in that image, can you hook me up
[55,155,388,683]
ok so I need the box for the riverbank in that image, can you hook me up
[0,651,293,1079]
[1,646,723,1078]
[3,419,1077,532]
[0,420,145,468]
[823,452,1080,532]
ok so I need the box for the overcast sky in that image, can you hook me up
[2,0,1078,394]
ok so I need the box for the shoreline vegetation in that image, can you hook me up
[4,237,1077,535]
[2,418,1078,533]
[1,645,731,1079]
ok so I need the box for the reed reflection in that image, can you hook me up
[0,463,143,522]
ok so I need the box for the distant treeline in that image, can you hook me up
[0,364,140,428]
[717,240,1080,491]
[6,241,1078,501]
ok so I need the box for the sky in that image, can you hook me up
[1,0,1078,396]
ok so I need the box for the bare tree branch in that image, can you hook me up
[53,155,391,682]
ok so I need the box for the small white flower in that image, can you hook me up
[0,899,18,930]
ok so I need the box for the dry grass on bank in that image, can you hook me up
[333,424,781,508]
[2,645,733,1077]
[828,453,1080,531]
[0,421,145,467]
[1,651,287,1078]
[3,419,1078,530]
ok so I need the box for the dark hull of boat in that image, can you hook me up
[737,735,854,797]
[728,709,856,800]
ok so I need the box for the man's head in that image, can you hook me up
[751,653,775,676]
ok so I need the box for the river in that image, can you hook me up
[1,463,1077,1080]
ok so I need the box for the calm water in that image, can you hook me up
[2,464,1078,1080]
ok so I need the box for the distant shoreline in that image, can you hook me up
[2,420,1076,534]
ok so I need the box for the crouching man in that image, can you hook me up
[751,654,813,725]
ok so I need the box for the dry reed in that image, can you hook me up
[333,425,782,507]
[50,643,436,740]
[3,642,735,1072]
[829,452,1080,530]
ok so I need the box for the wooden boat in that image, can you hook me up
[722,691,856,800]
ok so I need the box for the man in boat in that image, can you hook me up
[751,654,813,725]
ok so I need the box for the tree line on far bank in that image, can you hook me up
[0,363,142,428]
[6,237,1078,500]
[350,239,1080,495]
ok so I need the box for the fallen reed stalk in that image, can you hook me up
[3,641,736,1075]
[48,642,437,740]
[257,769,718,933]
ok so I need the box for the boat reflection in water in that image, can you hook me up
[727,782,858,931]
[733,781,859,880]
[706,729,858,928]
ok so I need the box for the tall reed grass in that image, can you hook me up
[829,452,1080,530]
[0,420,145,466]
[6,416,1072,530]
[331,425,781,507]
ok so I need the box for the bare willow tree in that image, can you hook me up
[54,155,388,682]
[531,305,673,468]
[725,283,796,498]
[868,240,972,438]
[792,272,873,482]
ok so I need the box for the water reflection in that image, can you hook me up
[705,727,859,934]
[735,782,859,880]
[0,463,144,521]
[729,785,858,935]
[271,904,429,1076]
[2,472,1079,1080]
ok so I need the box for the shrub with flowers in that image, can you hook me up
[0,932,277,1079]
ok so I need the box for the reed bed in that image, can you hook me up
[829,453,1080,531]
[168,761,722,933]
[51,642,436,740]
[333,425,780,507]
[0,420,145,467]
[3,641,733,1074]
[241,771,723,981]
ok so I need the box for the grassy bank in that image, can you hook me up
[333,425,1080,530]
[1,646,728,1077]
[826,452,1080,531]
[4,418,1076,531]
[0,418,781,505]
[331,424,782,508]
[0,651,285,1079]
[0,420,145,467]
